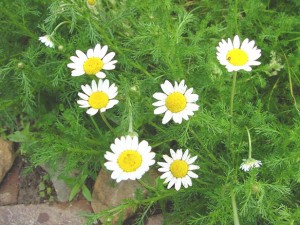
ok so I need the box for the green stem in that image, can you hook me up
[127,98,134,135]
[246,127,252,159]
[100,112,114,131]
[228,71,237,148]
[90,116,102,137]
[231,191,240,225]
[234,0,239,34]
[51,21,70,35]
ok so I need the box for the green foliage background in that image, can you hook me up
[1,0,300,224]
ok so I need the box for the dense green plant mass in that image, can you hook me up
[1,0,300,224]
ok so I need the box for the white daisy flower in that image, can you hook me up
[240,158,262,172]
[77,79,118,116]
[67,43,117,78]
[153,80,199,124]
[39,35,54,48]
[104,136,156,182]
[158,149,199,191]
[216,35,261,72]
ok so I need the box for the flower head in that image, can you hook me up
[87,0,96,6]
[39,35,54,48]
[216,35,261,72]
[158,149,199,191]
[67,44,117,78]
[240,158,262,172]
[77,79,118,116]
[104,136,156,182]
[153,80,199,124]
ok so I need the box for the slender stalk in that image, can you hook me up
[90,116,102,137]
[228,71,237,148]
[231,191,240,225]
[127,98,134,135]
[246,127,252,159]
[230,72,237,122]
[100,112,113,131]
[51,21,70,35]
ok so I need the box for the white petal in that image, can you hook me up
[189,165,200,170]
[103,64,116,70]
[86,108,98,116]
[77,100,89,107]
[176,149,183,160]
[94,71,105,78]
[91,80,98,92]
[162,111,173,124]
[76,50,87,61]
[188,171,198,178]
[70,56,82,64]
[167,178,176,189]
[152,101,165,107]
[138,140,149,151]
[154,106,167,115]
[175,178,182,191]
[87,49,94,58]
[67,63,79,69]
[233,35,240,48]
[182,149,189,161]
[187,156,197,164]
[173,113,183,124]
[102,52,116,63]
[81,84,92,95]
[99,45,108,59]
[163,155,173,164]
[102,79,110,92]
[94,44,101,56]
[106,100,119,109]
[71,69,85,76]
[153,92,167,101]
[104,161,116,171]
[78,92,89,100]
[161,80,174,95]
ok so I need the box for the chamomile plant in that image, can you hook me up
[2,0,300,225]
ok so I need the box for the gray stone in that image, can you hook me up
[0,138,15,183]
[0,200,92,225]
[92,169,159,225]
[41,163,72,202]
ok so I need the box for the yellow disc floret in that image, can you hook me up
[165,92,187,113]
[88,91,109,109]
[83,57,103,75]
[87,0,96,6]
[117,150,142,172]
[170,160,189,178]
[226,49,248,66]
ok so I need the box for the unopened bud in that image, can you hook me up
[17,62,24,69]
[58,45,64,51]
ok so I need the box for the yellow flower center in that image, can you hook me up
[83,57,103,75]
[165,92,187,113]
[88,91,109,109]
[226,49,248,66]
[170,160,189,178]
[117,150,142,172]
[87,0,96,6]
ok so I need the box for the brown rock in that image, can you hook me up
[145,214,164,225]
[0,157,22,205]
[92,169,159,225]
[0,138,15,183]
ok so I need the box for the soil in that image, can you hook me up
[0,156,57,206]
